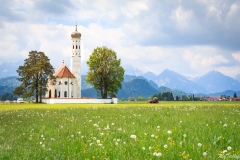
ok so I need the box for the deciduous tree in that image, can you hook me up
[86,46,125,98]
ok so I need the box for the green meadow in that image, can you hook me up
[0,102,240,159]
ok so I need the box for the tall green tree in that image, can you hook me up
[14,51,55,102]
[86,46,125,98]
[233,93,237,98]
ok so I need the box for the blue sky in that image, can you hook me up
[0,0,240,78]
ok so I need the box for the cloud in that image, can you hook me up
[232,52,240,61]
[0,0,240,78]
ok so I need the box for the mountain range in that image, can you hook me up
[0,61,240,98]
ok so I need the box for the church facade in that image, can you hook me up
[45,25,81,98]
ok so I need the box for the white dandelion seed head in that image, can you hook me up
[167,130,172,134]
[157,126,160,129]
[183,134,187,138]
[142,147,145,150]
[223,124,227,127]
[223,150,227,154]
[198,143,202,147]
[156,152,162,157]
[227,146,232,151]
[151,134,155,138]
[164,144,168,148]
[96,140,100,144]
[203,152,207,156]
[130,135,137,139]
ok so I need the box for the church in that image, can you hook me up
[45,25,82,99]
[43,26,117,104]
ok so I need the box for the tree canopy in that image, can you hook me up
[86,46,125,98]
[14,51,55,102]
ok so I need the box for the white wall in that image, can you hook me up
[42,98,117,104]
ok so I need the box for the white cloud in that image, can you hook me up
[232,52,240,61]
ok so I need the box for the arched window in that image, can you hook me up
[49,89,51,98]
[76,45,77,49]
[73,45,74,49]
[64,91,67,98]
[65,81,68,85]
[58,91,60,97]
[55,89,57,98]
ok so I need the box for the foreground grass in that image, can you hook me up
[0,102,240,159]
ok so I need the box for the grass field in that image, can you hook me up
[0,101,240,159]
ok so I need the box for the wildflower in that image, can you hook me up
[42,144,45,148]
[130,135,137,139]
[227,146,232,151]
[223,124,227,127]
[111,123,114,125]
[40,142,43,145]
[71,135,74,138]
[213,141,216,145]
[149,146,152,150]
[142,147,145,150]
[96,140,100,144]
[168,137,171,140]
[203,152,207,156]
[115,142,118,145]
[167,130,172,134]
[183,134,187,138]
[198,143,202,147]
[164,144,168,148]
[206,124,208,126]
[153,152,162,157]
[179,120,182,123]
[223,150,227,154]
[151,134,155,138]
[157,126,160,129]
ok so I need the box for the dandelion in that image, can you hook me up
[179,120,182,123]
[213,141,216,145]
[203,152,207,156]
[223,150,227,154]
[223,124,227,127]
[198,143,202,147]
[149,146,152,150]
[115,142,118,145]
[206,124,208,126]
[42,144,45,148]
[153,152,162,157]
[130,135,137,139]
[183,134,187,138]
[151,134,155,138]
[111,123,114,125]
[71,135,74,138]
[167,130,172,135]
[164,144,168,148]
[142,147,145,150]
[96,140,100,144]
[157,126,160,129]
[40,142,43,145]
[227,146,232,151]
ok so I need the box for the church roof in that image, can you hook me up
[56,66,75,78]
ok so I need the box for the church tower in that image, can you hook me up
[71,25,81,98]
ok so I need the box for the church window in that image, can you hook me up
[58,91,60,97]
[65,81,68,85]
[73,45,74,49]
[76,45,77,49]
[55,89,57,98]
[64,91,67,98]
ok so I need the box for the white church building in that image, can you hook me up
[42,26,117,104]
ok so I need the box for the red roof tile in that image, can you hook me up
[57,66,75,78]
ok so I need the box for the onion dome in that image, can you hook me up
[71,25,81,38]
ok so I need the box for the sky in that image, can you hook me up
[0,0,240,78]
